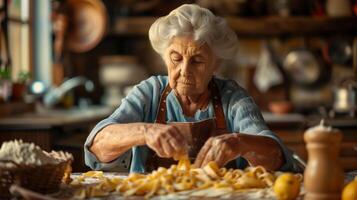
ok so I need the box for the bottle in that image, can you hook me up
[304,120,344,200]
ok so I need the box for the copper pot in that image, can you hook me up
[65,0,107,53]
[268,101,294,115]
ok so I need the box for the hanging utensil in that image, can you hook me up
[283,48,331,89]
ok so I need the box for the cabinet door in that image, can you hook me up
[0,131,51,151]
[340,141,357,171]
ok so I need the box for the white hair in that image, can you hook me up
[148,4,238,60]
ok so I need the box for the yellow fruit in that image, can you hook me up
[273,173,301,200]
[342,180,357,200]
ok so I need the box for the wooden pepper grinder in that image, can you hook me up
[304,120,344,200]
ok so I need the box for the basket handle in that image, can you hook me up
[10,184,59,200]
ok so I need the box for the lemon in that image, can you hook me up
[342,180,357,200]
[273,173,301,200]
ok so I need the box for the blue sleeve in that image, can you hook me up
[222,81,300,172]
[84,76,165,170]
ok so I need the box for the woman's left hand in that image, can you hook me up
[194,134,240,168]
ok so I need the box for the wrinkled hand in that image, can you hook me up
[194,134,240,168]
[144,124,188,159]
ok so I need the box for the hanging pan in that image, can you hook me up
[283,48,331,89]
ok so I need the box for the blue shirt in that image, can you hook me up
[84,75,299,173]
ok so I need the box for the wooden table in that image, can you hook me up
[54,171,357,200]
[10,171,357,200]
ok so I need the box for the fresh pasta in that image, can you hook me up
[71,157,284,199]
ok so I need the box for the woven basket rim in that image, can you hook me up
[0,159,72,169]
[0,149,73,168]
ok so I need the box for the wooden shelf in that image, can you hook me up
[112,16,357,37]
[227,16,357,37]
[113,17,155,36]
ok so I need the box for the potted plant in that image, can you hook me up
[12,71,31,101]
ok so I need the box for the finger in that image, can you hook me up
[200,148,216,167]
[161,138,175,158]
[194,138,213,168]
[167,137,182,154]
[169,126,187,146]
[195,141,213,168]
[214,148,226,168]
[152,139,166,158]
[167,127,188,153]
[166,131,184,151]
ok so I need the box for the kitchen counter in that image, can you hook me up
[263,112,357,128]
[262,112,306,128]
[2,108,355,131]
[263,112,305,124]
[262,112,357,171]
[0,105,113,130]
[0,105,114,156]
[306,115,357,128]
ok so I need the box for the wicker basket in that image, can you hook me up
[0,152,72,198]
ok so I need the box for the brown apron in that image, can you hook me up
[145,80,232,171]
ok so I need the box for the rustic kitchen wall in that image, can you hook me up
[62,0,357,113]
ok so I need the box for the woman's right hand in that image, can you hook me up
[143,124,188,159]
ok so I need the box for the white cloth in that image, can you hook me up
[254,46,283,92]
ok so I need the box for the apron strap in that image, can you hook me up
[154,79,227,133]
[209,80,228,133]
[154,84,172,124]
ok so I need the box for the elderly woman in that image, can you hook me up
[85,4,299,173]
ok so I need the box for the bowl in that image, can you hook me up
[268,101,294,115]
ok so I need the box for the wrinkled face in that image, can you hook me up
[163,36,218,97]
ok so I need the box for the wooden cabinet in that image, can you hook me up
[0,130,52,151]
[339,129,357,171]
[267,120,308,166]
[274,129,307,162]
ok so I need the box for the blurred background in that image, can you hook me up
[0,0,357,172]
